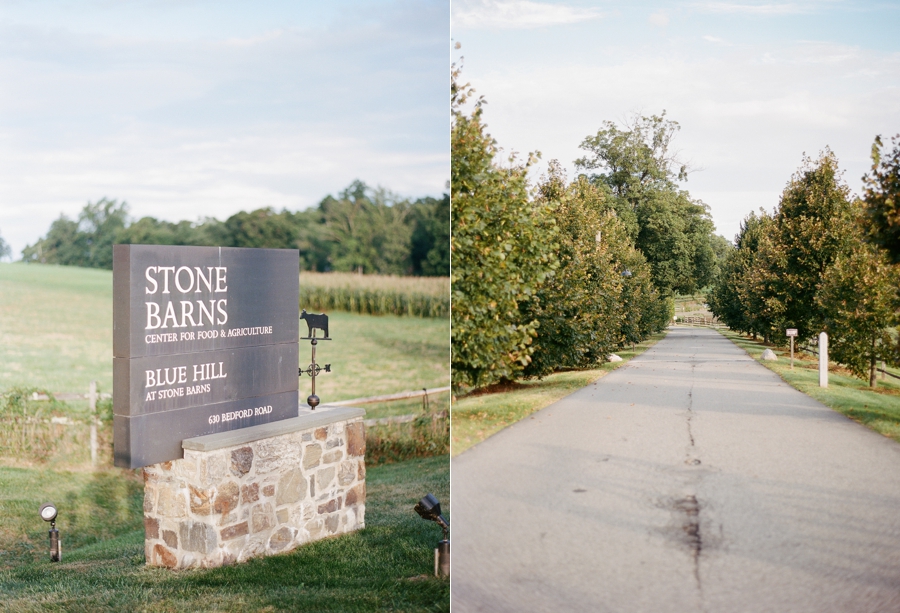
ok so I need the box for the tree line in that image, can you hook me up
[18,180,449,276]
[451,61,725,392]
[708,140,900,387]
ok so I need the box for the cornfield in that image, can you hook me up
[300,272,449,318]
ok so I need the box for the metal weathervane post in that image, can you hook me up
[299,310,331,409]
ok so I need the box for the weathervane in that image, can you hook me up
[299,309,331,410]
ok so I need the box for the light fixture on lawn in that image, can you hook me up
[39,502,60,562]
[414,493,449,577]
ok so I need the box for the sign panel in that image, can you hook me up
[113,245,299,468]
[786,328,798,337]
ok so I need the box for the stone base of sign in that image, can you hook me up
[142,406,366,569]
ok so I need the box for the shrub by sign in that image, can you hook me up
[113,245,299,468]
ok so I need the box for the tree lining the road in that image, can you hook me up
[451,60,710,392]
[708,147,900,387]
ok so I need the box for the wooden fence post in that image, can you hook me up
[89,381,98,468]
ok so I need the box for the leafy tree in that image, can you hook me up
[708,211,773,336]
[0,230,10,261]
[410,194,450,276]
[521,166,626,377]
[862,134,900,263]
[708,234,733,283]
[748,150,856,342]
[575,112,688,207]
[634,189,716,294]
[116,217,209,246]
[451,61,557,391]
[575,112,716,295]
[22,198,128,269]
[319,181,412,275]
[817,224,900,386]
[217,208,302,249]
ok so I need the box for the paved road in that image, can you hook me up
[451,327,900,612]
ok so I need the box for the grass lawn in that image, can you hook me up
[720,329,900,444]
[451,332,668,456]
[0,263,449,416]
[0,263,114,397]
[0,455,449,612]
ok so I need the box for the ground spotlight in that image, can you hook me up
[39,502,60,562]
[414,493,449,577]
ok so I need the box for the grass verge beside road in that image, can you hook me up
[0,455,449,612]
[720,329,900,444]
[451,333,668,456]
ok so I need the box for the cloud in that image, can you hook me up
[649,12,670,27]
[457,39,900,239]
[703,35,725,43]
[0,1,450,257]
[693,2,809,14]
[452,0,602,30]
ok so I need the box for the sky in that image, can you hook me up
[0,0,449,259]
[451,0,900,242]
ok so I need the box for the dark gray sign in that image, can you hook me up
[113,245,299,358]
[113,245,300,468]
[115,390,298,468]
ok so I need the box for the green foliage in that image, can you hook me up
[711,150,900,386]
[575,111,688,203]
[575,112,716,295]
[320,182,413,275]
[116,216,215,247]
[522,169,622,376]
[0,387,103,464]
[366,412,449,465]
[708,233,733,283]
[450,62,558,391]
[749,150,856,341]
[634,188,716,294]
[22,198,128,269]
[521,166,666,376]
[708,210,774,336]
[20,183,449,277]
[862,134,900,263]
[817,234,900,385]
[0,230,10,261]
[411,194,451,276]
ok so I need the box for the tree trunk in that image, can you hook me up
[869,334,877,389]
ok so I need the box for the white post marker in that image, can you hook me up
[786,329,798,369]
[819,332,829,388]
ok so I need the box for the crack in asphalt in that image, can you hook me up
[683,361,705,606]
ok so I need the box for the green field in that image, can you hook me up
[0,456,449,612]
[0,263,449,405]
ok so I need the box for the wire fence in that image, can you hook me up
[798,343,900,381]
[0,384,450,467]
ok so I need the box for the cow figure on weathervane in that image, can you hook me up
[299,309,332,410]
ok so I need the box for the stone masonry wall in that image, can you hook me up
[142,416,365,569]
